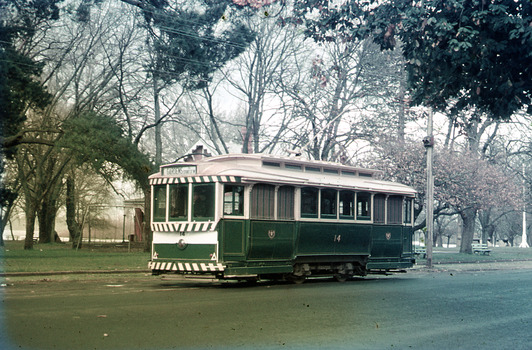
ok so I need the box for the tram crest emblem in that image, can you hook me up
[268,230,276,239]
[385,232,392,241]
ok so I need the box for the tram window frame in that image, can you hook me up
[192,183,215,221]
[320,188,337,219]
[251,184,275,219]
[169,184,188,221]
[301,187,319,218]
[278,186,295,220]
[373,194,386,224]
[356,192,371,221]
[153,185,167,222]
[404,198,413,224]
[263,161,281,168]
[305,166,321,173]
[387,195,403,224]
[323,168,339,175]
[339,190,355,219]
[285,164,302,171]
[223,184,245,216]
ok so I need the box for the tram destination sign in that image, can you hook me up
[162,165,197,176]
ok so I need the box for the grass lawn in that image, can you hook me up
[3,241,532,275]
[417,246,532,264]
[1,241,150,274]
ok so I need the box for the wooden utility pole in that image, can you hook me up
[423,109,435,268]
[520,164,529,248]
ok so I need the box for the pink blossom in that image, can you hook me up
[232,0,275,8]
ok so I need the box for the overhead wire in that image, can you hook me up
[119,0,258,50]
[155,25,250,50]
[0,3,261,70]
[0,2,291,83]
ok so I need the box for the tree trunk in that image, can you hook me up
[24,200,37,250]
[66,175,82,249]
[0,197,15,247]
[397,82,405,142]
[436,232,443,247]
[38,197,57,243]
[459,208,477,254]
[486,225,495,246]
[153,76,163,166]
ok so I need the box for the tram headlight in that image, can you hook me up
[177,239,187,250]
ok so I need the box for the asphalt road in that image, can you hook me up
[2,266,532,350]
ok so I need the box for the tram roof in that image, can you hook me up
[149,153,416,196]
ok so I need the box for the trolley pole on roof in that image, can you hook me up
[423,109,435,268]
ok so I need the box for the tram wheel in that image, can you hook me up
[287,274,306,284]
[334,274,349,283]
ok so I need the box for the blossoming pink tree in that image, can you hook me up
[435,151,521,253]
[374,140,521,253]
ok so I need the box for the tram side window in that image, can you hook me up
[374,194,386,224]
[192,184,214,220]
[224,185,244,216]
[278,186,295,220]
[301,187,319,218]
[387,195,403,224]
[251,184,275,219]
[321,189,337,219]
[404,198,413,224]
[356,192,371,221]
[339,190,354,219]
[169,184,188,220]
[153,185,167,222]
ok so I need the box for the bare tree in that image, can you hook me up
[277,37,409,161]
[6,2,155,248]
[221,4,308,154]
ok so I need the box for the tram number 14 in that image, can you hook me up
[334,235,341,242]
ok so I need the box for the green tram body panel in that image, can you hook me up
[366,225,415,270]
[297,222,372,257]
[153,243,216,261]
[151,218,414,278]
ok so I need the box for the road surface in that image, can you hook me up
[2,265,532,349]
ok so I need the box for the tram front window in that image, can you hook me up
[169,184,188,220]
[224,185,244,216]
[193,184,214,220]
[153,185,167,222]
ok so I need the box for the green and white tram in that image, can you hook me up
[148,154,416,282]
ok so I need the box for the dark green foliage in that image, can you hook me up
[294,0,532,119]
[59,112,154,189]
[0,0,62,154]
[140,0,256,89]
[0,0,61,221]
[74,0,105,23]
[293,0,373,43]
[393,0,532,119]
[5,0,61,38]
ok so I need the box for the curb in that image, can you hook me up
[417,258,532,265]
